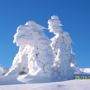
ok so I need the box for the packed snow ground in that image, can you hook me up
[6,15,77,81]
[0,80,90,90]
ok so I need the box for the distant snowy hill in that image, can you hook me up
[74,68,90,74]
[0,80,90,90]
[0,66,7,76]
[80,68,90,74]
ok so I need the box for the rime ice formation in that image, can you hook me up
[48,16,76,80]
[6,21,53,79]
[5,16,79,82]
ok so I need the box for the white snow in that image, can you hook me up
[5,15,82,82]
[0,76,22,85]
[48,16,77,80]
[0,80,90,90]
[1,15,89,90]
[6,20,54,82]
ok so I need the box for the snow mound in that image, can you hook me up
[0,75,22,85]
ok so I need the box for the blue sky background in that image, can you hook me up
[0,0,90,68]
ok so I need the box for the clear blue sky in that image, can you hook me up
[0,0,90,68]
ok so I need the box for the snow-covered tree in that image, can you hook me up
[48,16,76,80]
[5,16,78,82]
[6,21,53,79]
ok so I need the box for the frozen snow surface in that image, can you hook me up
[0,80,90,90]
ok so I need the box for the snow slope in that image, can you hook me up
[0,80,90,90]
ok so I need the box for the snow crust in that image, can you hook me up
[0,80,90,90]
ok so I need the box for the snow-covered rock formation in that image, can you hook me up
[6,21,53,79]
[48,16,76,80]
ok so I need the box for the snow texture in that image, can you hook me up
[4,15,86,83]
[6,21,54,81]
[0,15,90,87]
[48,16,77,80]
